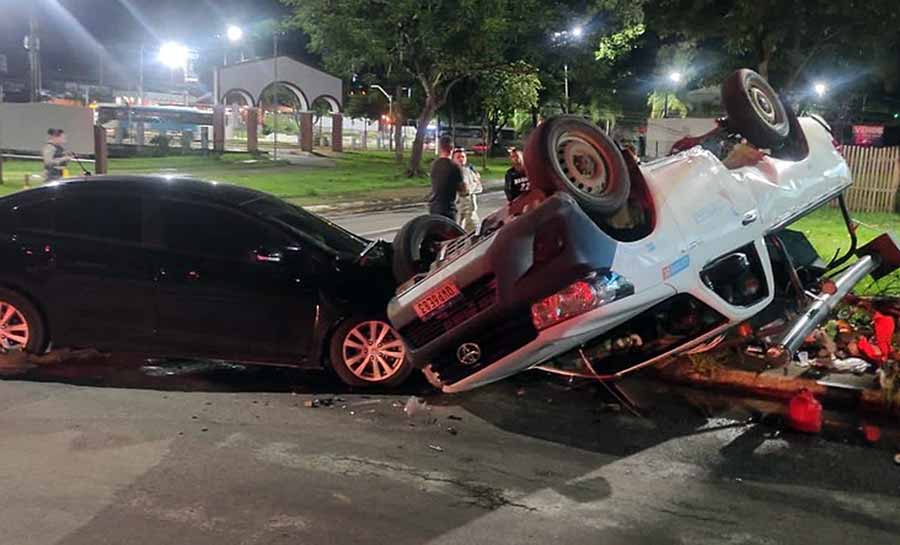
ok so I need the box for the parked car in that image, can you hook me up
[388,69,900,393]
[0,176,412,388]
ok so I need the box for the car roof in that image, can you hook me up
[0,175,267,208]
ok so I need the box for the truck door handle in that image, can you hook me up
[742,210,759,226]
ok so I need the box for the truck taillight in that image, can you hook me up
[530,271,634,331]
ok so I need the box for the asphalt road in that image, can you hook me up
[2,198,900,544]
[328,191,509,241]
[2,359,899,545]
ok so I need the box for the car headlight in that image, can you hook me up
[530,271,634,331]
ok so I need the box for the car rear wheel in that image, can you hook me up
[0,288,47,354]
[722,69,790,149]
[329,316,413,388]
[392,215,466,285]
[524,115,631,218]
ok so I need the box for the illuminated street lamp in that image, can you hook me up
[663,70,684,118]
[669,71,683,84]
[226,25,243,43]
[552,25,584,113]
[158,41,188,69]
[814,81,828,98]
[571,25,584,38]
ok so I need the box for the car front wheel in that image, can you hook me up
[329,316,413,388]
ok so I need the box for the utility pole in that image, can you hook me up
[564,63,570,114]
[26,11,41,102]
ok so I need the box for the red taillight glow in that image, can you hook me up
[531,280,597,331]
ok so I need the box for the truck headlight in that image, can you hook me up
[530,271,634,331]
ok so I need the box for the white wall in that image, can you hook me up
[0,103,95,155]
[645,117,717,158]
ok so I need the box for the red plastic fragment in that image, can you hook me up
[787,389,822,434]
[872,312,895,363]
[862,424,881,443]
[857,337,883,364]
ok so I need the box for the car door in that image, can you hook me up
[149,197,318,361]
[41,187,157,350]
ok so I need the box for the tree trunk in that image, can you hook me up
[394,85,403,163]
[407,96,438,177]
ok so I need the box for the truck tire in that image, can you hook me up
[524,115,630,218]
[392,215,466,284]
[722,69,790,149]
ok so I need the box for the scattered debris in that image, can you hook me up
[861,424,881,444]
[404,396,428,418]
[447,415,463,421]
[446,426,458,436]
[303,400,320,408]
[428,444,444,452]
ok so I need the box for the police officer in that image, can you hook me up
[42,128,73,182]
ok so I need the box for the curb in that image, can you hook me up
[657,357,897,417]
[307,184,506,216]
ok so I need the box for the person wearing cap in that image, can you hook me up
[42,128,74,182]
[504,147,529,201]
[451,148,482,232]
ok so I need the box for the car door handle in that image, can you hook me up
[742,210,759,226]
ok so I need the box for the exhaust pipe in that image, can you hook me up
[769,254,880,360]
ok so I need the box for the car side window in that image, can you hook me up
[55,192,142,243]
[160,200,284,260]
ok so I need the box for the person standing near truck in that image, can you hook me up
[42,128,73,182]
[504,147,529,201]
[452,147,483,232]
[428,135,464,221]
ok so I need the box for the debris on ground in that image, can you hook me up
[447,415,463,421]
[446,426,458,436]
[787,389,823,434]
[403,396,428,418]
[428,444,444,452]
[304,400,320,408]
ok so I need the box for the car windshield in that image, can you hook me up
[242,196,367,254]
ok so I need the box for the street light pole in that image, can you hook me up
[564,63,569,114]
[370,84,394,151]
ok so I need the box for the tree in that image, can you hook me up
[285,0,525,175]
[648,0,900,91]
[478,64,542,153]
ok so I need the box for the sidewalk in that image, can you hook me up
[306,178,505,215]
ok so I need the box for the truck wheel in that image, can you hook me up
[722,69,790,149]
[524,115,630,217]
[392,215,466,284]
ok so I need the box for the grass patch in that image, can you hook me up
[793,208,900,295]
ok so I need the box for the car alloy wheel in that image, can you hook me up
[0,301,30,350]
[341,320,406,382]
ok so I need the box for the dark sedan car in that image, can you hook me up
[0,176,412,387]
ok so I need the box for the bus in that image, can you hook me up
[95,104,213,137]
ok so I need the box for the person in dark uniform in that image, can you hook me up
[428,135,463,220]
[42,128,73,182]
[503,147,529,201]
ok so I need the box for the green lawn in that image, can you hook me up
[0,151,512,203]
[793,208,900,295]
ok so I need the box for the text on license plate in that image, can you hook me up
[413,281,462,319]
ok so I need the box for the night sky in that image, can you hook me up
[0,0,294,88]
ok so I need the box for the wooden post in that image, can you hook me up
[213,105,226,154]
[200,127,209,156]
[93,125,108,174]
[300,112,313,152]
[247,108,259,154]
[331,113,343,153]
[181,130,193,154]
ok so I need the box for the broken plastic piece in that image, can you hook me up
[403,396,428,419]
[787,389,822,434]
[873,312,895,363]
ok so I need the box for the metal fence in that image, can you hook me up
[842,146,900,213]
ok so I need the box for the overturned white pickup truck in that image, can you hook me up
[388,69,900,393]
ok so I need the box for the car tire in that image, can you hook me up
[0,288,48,354]
[329,315,413,388]
[722,69,790,149]
[524,115,631,218]
[392,214,466,284]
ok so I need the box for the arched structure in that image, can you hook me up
[214,56,342,113]
[258,81,310,112]
[312,95,341,114]
[221,88,255,107]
